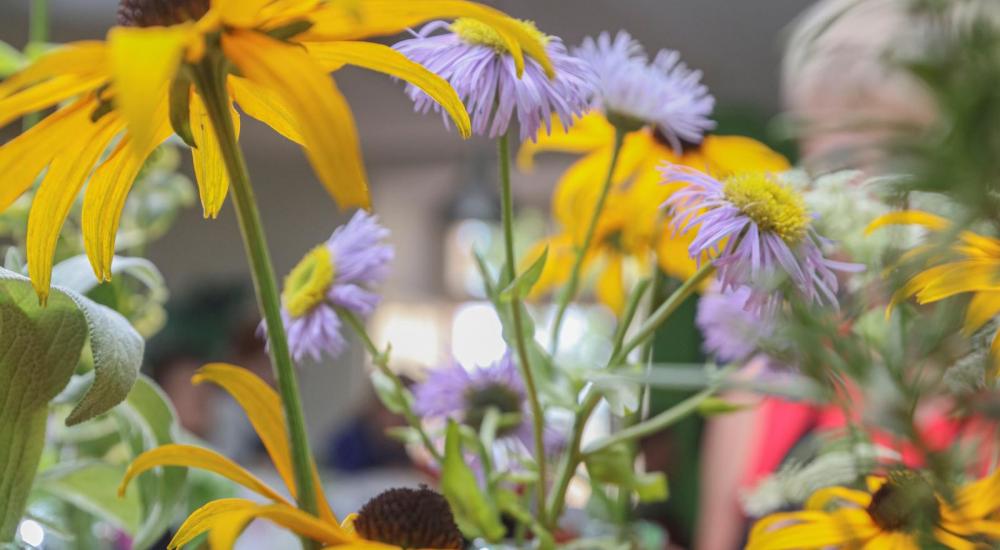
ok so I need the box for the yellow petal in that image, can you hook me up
[304,40,471,137]
[196,503,351,549]
[82,114,172,281]
[26,110,123,302]
[0,40,107,98]
[211,0,271,26]
[223,30,370,209]
[865,210,949,235]
[0,74,106,128]
[517,111,615,171]
[693,135,791,176]
[931,528,975,550]
[914,261,1000,304]
[230,76,305,145]
[862,532,919,550]
[118,443,291,505]
[962,291,1000,335]
[107,24,190,155]
[805,486,873,510]
[168,498,259,549]
[747,509,877,550]
[595,254,626,314]
[0,99,93,212]
[303,0,553,77]
[189,92,240,218]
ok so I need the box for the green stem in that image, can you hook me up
[546,263,715,524]
[339,309,443,463]
[497,133,548,526]
[23,0,49,130]
[549,126,626,353]
[193,62,319,527]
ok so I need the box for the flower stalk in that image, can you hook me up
[191,58,320,527]
[497,132,549,526]
[549,126,627,352]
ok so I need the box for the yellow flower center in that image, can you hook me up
[450,18,549,54]
[722,174,810,244]
[282,245,335,318]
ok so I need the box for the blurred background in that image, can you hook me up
[2,1,819,548]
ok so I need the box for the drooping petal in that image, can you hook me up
[595,253,626,314]
[81,118,172,281]
[107,24,191,154]
[168,498,259,549]
[191,363,337,523]
[304,40,471,137]
[189,92,240,218]
[0,41,107,98]
[26,111,124,302]
[914,261,1000,304]
[0,74,106,128]
[118,444,292,506]
[963,291,1000,335]
[517,111,616,171]
[0,98,93,212]
[303,0,554,77]
[864,210,949,235]
[223,30,369,208]
[230,76,305,145]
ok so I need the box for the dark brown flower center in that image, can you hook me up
[118,0,210,26]
[866,472,940,532]
[354,486,464,549]
[464,382,523,436]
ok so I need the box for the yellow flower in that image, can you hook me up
[118,363,456,549]
[519,111,790,312]
[0,0,553,302]
[866,210,1000,374]
[747,471,1000,550]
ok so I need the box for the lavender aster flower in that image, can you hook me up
[393,19,595,141]
[664,165,862,313]
[697,285,775,364]
[271,211,393,363]
[414,353,562,458]
[574,31,715,151]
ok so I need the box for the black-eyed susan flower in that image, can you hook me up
[393,18,594,142]
[747,470,1000,549]
[664,166,861,313]
[118,363,462,549]
[0,0,552,301]
[867,210,1000,374]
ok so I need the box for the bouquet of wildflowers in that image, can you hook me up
[6,0,1000,549]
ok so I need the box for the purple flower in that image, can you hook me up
[663,165,862,313]
[574,31,715,151]
[414,353,563,459]
[393,19,595,141]
[268,211,394,363]
[696,284,775,364]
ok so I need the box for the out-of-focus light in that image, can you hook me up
[451,302,506,367]
[371,302,447,375]
[19,519,44,547]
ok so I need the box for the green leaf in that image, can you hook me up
[0,280,88,541]
[35,461,142,534]
[114,375,187,550]
[51,255,165,297]
[696,397,750,417]
[496,489,555,550]
[441,421,505,541]
[370,371,411,415]
[498,246,547,302]
[585,444,669,505]
[0,41,24,78]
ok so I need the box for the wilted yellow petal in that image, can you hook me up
[865,210,949,235]
[0,41,107,98]
[26,111,123,302]
[304,40,471,138]
[303,0,553,77]
[230,76,305,145]
[168,498,259,549]
[517,111,615,171]
[118,443,291,505]
[0,99,92,212]
[189,92,240,218]
[0,74,106,128]
[223,30,369,209]
[107,25,190,154]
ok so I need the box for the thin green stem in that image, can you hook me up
[546,263,715,524]
[339,309,443,463]
[549,126,626,353]
[497,133,548,526]
[23,0,49,130]
[192,62,319,528]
